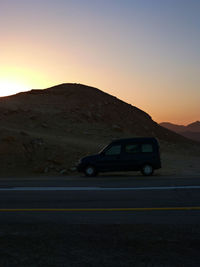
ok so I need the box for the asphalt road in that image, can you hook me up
[0,174,200,224]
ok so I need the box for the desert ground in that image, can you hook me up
[0,126,199,177]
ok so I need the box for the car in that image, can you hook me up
[77,137,161,177]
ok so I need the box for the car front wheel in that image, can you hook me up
[141,164,154,176]
[84,166,97,177]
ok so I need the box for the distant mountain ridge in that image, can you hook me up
[187,121,200,132]
[160,121,200,142]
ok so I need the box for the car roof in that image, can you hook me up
[111,137,158,144]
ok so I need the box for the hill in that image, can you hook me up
[160,121,200,142]
[0,83,199,176]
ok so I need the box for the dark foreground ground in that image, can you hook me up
[1,224,200,266]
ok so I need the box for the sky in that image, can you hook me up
[0,0,199,124]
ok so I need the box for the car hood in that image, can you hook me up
[81,154,100,162]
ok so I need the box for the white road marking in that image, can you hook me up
[0,185,200,191]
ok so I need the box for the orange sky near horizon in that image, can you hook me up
[0,0,199,125]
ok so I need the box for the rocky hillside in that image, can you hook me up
[0,83,198,176]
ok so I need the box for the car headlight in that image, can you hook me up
[76,159,82,165]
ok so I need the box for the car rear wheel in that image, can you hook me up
[84,166,97,177]
[141,164,154,176]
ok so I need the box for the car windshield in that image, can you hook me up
[98,145,108,154]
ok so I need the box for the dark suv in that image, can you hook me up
[77,137,161,177]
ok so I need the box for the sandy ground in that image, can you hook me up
[159,152,200,177]
[0,146,199,178]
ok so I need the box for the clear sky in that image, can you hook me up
[0,0,199,124]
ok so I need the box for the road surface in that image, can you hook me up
[0,174,200,224]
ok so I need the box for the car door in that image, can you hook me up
[121,143,142,171]
[97,144,123,172]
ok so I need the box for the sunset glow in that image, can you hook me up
[0,0,199,124]
[0,79,30,97]
[0,66,52,97]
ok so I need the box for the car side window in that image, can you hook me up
[141,144,153,153]
[105,145,121,156]
[125,144,140,153]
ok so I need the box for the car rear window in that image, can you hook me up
[141,144,153,153]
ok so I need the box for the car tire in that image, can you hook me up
[141,164,154,176]
[84,166,97,177]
